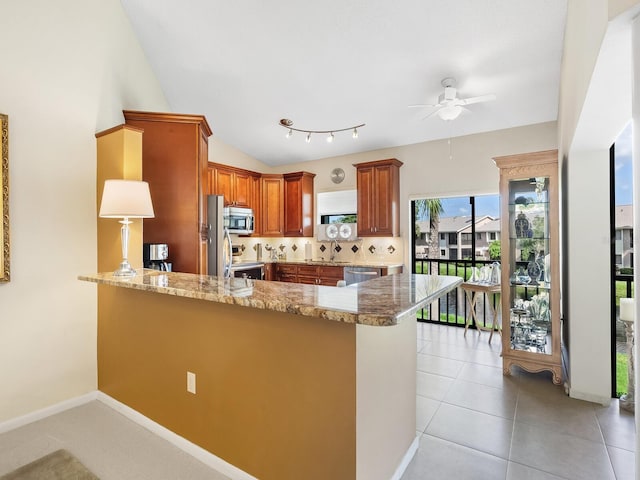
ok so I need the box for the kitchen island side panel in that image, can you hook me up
[97,285,356,480]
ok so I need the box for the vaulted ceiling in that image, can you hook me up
[120,0,567,166]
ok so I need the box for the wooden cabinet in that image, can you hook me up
[124,110,212,275]
[261,174,284,236]
[283,171,315,237]
[354,158,403,237]
[275,263,344,285]
[208,162,259,208]
[494,149,562,385]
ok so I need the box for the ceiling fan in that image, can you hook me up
[409,77,496,121]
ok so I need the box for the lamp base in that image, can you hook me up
[113,260,136,277]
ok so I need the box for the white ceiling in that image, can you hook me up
[120,0,567,166]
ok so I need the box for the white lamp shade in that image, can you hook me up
[620,297,636,322]
[99,180,155,218]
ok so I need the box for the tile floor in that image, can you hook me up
[401,322,636,480]
[0,322,635,480]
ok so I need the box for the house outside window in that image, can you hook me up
[440,233,445,240]
[461,233,472,243]
[448,233,457,244]
[490,232,497,240]
[476,233,482,240]
[461,248,473,259]
[440,249,446,256]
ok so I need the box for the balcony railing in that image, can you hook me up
[414,258,498,328]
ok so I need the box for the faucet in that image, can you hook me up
[330,239,338,262]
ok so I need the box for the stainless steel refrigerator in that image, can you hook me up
[207,195,232,278]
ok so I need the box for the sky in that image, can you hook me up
[418,122,633,220]
[615,122,633,206]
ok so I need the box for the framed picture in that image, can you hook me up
[0,113,8,282]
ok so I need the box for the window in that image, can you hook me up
[461,248,472,259]
[490,232,497,240]
[461,233,472,243]
[440,233,445,240]
[616,254,622,265]
[631,230,634,248]
[320,214,357,224]
[440,249,446,256]
[448,233,456,244]
[476,233,482,240]
[616,230,622,240]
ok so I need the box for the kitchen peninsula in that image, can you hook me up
[80,270,461,480]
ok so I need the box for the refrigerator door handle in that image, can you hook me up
[223,228,232,278]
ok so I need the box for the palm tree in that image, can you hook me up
[415,199,444,259]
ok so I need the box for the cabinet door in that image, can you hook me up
[372,164,394,236]
[261,175,284,236]
[234,171,252,207]
[356,166,375,236]
[213,167,234,206]
[317,266,344,285]
[250,176,262,236]
[284,176,304,236]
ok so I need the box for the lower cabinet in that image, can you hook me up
[275,263,344,285]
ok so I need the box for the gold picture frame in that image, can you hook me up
[0,113,8,282]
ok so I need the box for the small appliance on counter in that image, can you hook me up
[143,243,171,271]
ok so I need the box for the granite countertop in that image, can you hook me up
[79,270,462,327]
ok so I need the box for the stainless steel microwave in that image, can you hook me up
[224,206,254,235]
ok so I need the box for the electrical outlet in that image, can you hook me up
[187,371,196,394]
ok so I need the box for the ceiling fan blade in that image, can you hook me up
[408,103,438,108]
[420,107,442,121]
[460,93,496,105]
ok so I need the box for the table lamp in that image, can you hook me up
[99,179,155,277]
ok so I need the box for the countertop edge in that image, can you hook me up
[79,271,463,327]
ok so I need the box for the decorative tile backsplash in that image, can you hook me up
[231,235,404,264]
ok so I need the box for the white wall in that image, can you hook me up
[276,121,558,267]
[558,0,640,404]
[0,0,169,422]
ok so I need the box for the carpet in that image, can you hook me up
[0,449,99,480]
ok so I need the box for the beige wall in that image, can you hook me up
[0,0,169,422]
[273,121,558,266]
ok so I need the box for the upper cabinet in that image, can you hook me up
[283,171,315,237]
[261,174,284,237]
[208,162,260,208]
[124,110,212,275]
[494,149,562,385]
[354,158,403,237]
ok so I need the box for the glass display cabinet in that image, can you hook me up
[494,150,562,384]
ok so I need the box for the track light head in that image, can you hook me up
[327,132,334,143]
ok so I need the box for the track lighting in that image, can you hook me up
[279,119,365,143]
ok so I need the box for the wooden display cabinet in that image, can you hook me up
[354,158,402,237]
[494,149,562,385]
[283,171,315,237]
[124,110,211,275]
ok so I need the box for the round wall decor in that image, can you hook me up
[330,167,345,184]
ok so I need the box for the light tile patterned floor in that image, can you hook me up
[402,322,636,480]
[0,322,635,480]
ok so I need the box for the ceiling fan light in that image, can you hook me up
[286,128,293,139]
[437,105,463,121]
[306,132,311,143]
[327,132,334,143]
[352,128,358,139]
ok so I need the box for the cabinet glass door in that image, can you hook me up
[507,176,552,355]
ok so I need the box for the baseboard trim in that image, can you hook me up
[569,389,611,406]
[0,391,98,434]
[96,392,258,480]
[389,435,419,480]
